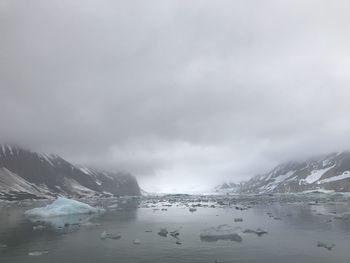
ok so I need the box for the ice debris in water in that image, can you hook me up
[243,228,268,236]
[25,197,105,217]
[158,228,168,237]
[189,207,197,212]
[100,230,121,240]
[317,241,335,250]
[33,225,46,231]
[28,251,49,256]
[170,230,180,239]
[133,239,141,245]
[100,230,107,240]
[200,225,242,242]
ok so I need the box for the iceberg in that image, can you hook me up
[25,197,105,218]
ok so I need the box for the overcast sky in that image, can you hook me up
[1,0,350,193]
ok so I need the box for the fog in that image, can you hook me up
[1,0,350,192]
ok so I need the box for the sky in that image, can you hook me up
[1,0,350,193]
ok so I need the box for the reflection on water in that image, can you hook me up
[27,213,98,230]
[0,194,350,263]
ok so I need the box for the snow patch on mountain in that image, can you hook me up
[301,165,336,184]
[318,171,350,184]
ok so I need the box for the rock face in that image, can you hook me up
[240,152,350,194]
[0,145,141,200]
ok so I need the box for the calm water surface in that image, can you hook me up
[0,194,350,263]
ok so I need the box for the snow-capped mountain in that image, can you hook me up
[240,152,350,194]
[214,182,240,194]
[0,145,141,200]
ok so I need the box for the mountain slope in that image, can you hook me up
[214,182,240,194]
[240,152,350,193]
[0,145,140,200]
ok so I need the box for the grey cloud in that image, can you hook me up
[1,0,350,192]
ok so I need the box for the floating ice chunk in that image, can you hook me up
[25,197,104,218]
[107,203,119,210]
[28,251,49,256]
[100,230,107,240]
[243,228,268,236]
[200,225,242,242]
[317,241,335,250]
[33,225,46,231]
[100,230,121,240]
[158,228,168,237]
[170,230,180,239]
[189,208,197,212]
[133,239,141,245]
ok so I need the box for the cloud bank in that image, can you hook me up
[1,0,350,192]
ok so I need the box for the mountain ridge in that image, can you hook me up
[215,152,350,194]
[0,144,141,200]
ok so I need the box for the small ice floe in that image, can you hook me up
[189,207,197,212]
[33,225,46,231]
[100,230,121,240]
[158,228,168,237]
[80,222,101,227]
[28,251,49,256]
[235,206,248,211]
[100,230,108,240]
[317,241,335,251]
[334,214,349,220]
[234,218,243,222]
[243,228,268,236]
[133,239,141,245]
[200,225,242,242]
[107,203,119,210]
